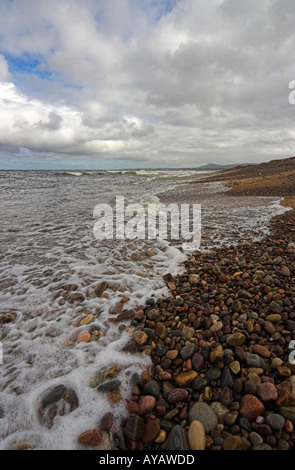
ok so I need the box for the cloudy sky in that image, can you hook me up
[0,0,294,169]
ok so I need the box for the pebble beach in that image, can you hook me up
[106,162,295,451]
[120,209,295,451]
[1,163,295,451]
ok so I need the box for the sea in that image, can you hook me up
[0,169,289,449]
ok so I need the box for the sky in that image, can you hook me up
[0,0,294,169]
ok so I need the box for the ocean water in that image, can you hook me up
[0,169,289,449]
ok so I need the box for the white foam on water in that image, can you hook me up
[0,170,292,449]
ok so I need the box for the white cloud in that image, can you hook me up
[0,55,11,82]
[0,0,294,167]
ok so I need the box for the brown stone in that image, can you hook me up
[155,323,167,339]
[167,388,189,403]
[223,436,247,450]
[77,331,91,343]
[100,412,113,431]
[257,383,278,402]
[276,383,295,407]
[175,370,197,387]
[281,266,291,277]
[126,399,140,415]
[240,394,265,421]
[139,396,156,415]
[226,333,246,346]
[132,331,148,345]
[141,420,161,444]
[253,345,271,358]
[166,350,179,360]
[94,282,108,297]
[78,429,102,447]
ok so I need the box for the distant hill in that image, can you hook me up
[196,163,253,171]
[200,155,295,209]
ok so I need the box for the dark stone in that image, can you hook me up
[255,424,272,435]
[206,368,221,381]
[117,310,135,322]
[191,377,208,391]
[180,343,195,360]
[100,412,114,431]
[221,387,233,407]
[160,420,174,433]
[201,346,210,361]
[143,328,155,338]
[238,417,252,433]
[97,380,121,393]
[41,385,67,408]
[167,388,189,404]
[124,415,144,441]
[244,381,258,395]
[191,352,205,371]
[166,425,189,450]
[143,380,160,398]
[94,282,108,298]
[220,366,234,388]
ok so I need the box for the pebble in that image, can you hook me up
[226,333,246,346]
[139,396,156,415]
[188,420,206,450]
[280,406,295,421]
[229,361,241,375]
[142,380,160,398]
[191,353,205,371]
[167,388,189,404]
[155,430,167,443]
[175,370,197,387]
[100,412,114,431]
[257,383,278,402]
[265,414,285,431]
[77,331,91,343]
[142,420,161,444]
[78,429,102,447]
[240,395,265,421]
[188,402,218,433]
[223,436,247,450]
[97,379,121,393]
[180,343,196,360]
[132,331,148,345]
[166,425,189,451]
[124,415,144,441]
[41,384,66,409]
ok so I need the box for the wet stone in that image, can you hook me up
[142,380,160,398]
[78,429,102,447]
[188,402,218,433]
[166,425,189,451]
[220,366,234,388]
[191,378,208,391]
[97,379,121,393]
[205,368,221,381]
[266,414,285,431]
[124,415,144,441]
[41,384,67,409]
[167,388,189,404]
[180,343,196,360]
[100,412,114,431]
[192,353,205,372]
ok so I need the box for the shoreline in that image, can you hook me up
[114,169,295,451]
